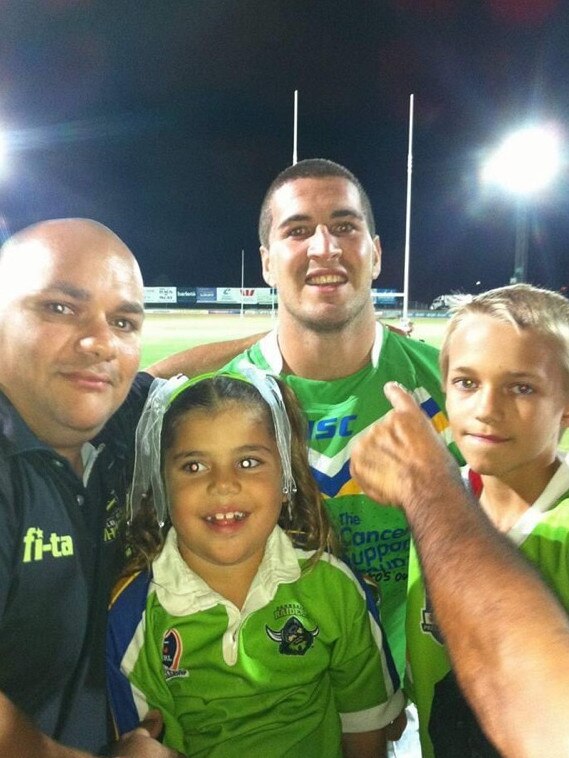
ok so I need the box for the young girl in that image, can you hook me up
[108,368,403,757]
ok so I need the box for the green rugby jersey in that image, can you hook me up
[406,462,569,758]
[108,526,403,757]
[224,324,452,679]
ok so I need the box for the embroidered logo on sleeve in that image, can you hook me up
[265,616,319,656]
[162,628,189,680]
[421,591,444,645]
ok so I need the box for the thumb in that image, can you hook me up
[383,381,416,410]
[139,709,164,739]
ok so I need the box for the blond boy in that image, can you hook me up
[405,284,569,757]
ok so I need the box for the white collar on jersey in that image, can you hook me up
[508,457,569,545]
[152,524,301,617]
[258,322,385,375]
[465,457,569,547]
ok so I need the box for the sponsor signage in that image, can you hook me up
[216,287,258,304]
[176,287,198,304]
[196,287,216,303]
[372,288,399,305]
[144,287,177,304]
[257,288,278,306]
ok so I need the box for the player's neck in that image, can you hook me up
[479,484,529,533]
[479,459,560,532]
[277,313,377,380]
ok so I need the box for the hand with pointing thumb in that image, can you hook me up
[350,382,459,511]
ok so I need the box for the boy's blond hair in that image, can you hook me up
[440,284,569,390]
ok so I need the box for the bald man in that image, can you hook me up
[0,219,181,757]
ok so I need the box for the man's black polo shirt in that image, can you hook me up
[0,372,153,752]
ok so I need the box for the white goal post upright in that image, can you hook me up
[292,90,298,166]
[240,248,245,318]
[402,93,414,327]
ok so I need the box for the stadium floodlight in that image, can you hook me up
[480,124,561,196]
[480,123,562,282]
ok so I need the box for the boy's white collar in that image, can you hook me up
[467,458,569,546]
[507,457,569,545]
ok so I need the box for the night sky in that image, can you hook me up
[2,0,568,303]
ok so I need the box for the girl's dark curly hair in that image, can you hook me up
[124,374,339,575]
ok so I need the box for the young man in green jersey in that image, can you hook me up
[220,159,455,748]
[155,157,454,748]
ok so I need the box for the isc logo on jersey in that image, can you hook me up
[306,414,356,440]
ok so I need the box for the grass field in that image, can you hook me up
[140,311,446,368]
[141,310,569,453]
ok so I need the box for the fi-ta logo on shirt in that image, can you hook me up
[22,527,74,562]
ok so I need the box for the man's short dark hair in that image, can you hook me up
[258,158,376,247]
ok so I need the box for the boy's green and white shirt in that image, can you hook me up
[406,460,569,758]
[224,324,452,679]
[109,526,404,757]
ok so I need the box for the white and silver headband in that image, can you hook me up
[128,363,297,526]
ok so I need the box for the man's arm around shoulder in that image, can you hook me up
[147,332,265,378]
